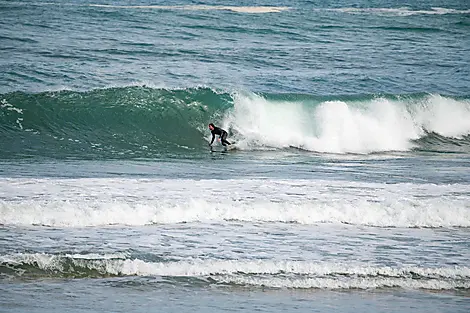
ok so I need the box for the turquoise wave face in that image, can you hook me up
[0,87,232,159]
[1,87,470,159]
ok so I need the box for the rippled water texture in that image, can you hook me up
[1,0,469,312]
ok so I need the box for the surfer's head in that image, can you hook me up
[208,123,215,131]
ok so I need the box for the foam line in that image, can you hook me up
[323,7,470,16]
[88,4,290,14]
[2,254,469,289]
[1,178,469,228]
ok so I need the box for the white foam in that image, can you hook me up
[1,99,24,129]
[4,254,469,290]
[223,93,470,154]
[88,4,289,14]
[1,197,468,228]
[1,99,23,114]
[1,178,469,228]
[412,95,470,138]
[219,276,470,290]
[325,7,470,16]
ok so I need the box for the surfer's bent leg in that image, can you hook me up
[221,132,231,146]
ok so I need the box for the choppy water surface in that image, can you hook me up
[1,0,469,312]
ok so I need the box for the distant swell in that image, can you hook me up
[324,7,470,16]
[88,4,290,13]
[2,253,469,290]
[1,87,470,159]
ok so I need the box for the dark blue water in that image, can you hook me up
[1,0,469,95]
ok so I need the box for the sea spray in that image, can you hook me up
[2,87,470,158]
[225,92,470,153]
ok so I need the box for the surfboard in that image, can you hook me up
[226,144,238,151]
[210,143,237,153]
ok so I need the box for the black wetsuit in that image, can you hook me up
[210,126,231,146]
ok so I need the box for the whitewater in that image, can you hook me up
[1,0,470,312]
[2,89,470,158]
[1,178,470,228]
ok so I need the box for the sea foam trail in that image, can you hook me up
[2,253,469,290]
[89,4,290,13]
[324,7,470,16]
[1,178,469,228]
[224,93,470,154]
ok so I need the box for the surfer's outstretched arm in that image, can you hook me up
[209,133,215,146]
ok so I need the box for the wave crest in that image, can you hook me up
[2,88,470,158]
[1,178,469,228]
[2,253,469,290]
[224,93,470,154]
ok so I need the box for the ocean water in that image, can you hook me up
[1,0,470,312]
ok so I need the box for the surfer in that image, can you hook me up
[208,123,231,147]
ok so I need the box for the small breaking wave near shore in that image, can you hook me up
[1,178,469,228]
[2,198,469,228]
[2,253,469,290]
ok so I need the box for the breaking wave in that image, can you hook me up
[1,253,469,290]
[1,87,470,158]
[1,178,469,228]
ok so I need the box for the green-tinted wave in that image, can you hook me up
[1,87,470,159]
[0,87,232,159]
